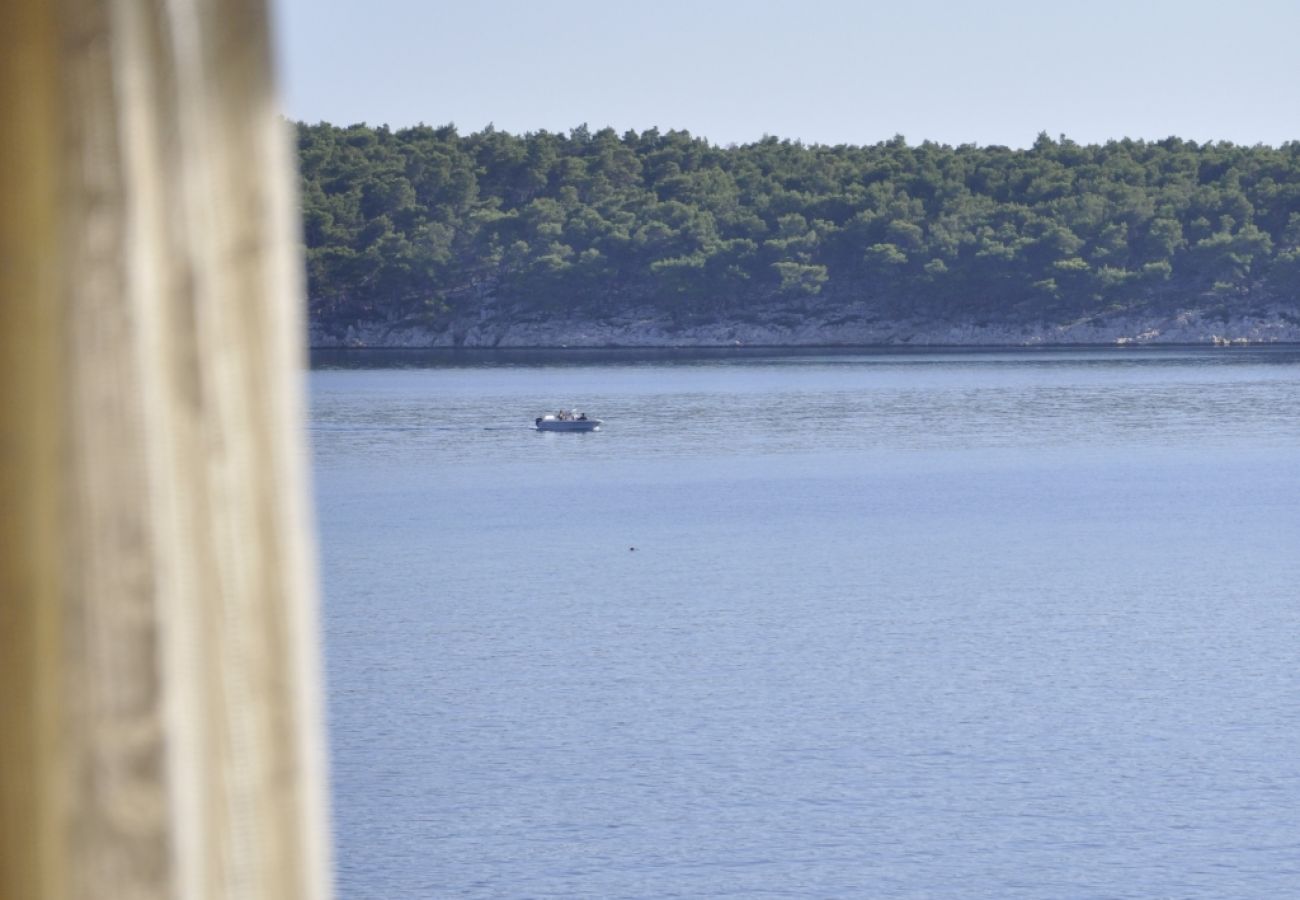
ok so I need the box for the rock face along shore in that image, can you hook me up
[310,302,1300,349]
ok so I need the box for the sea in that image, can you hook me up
[309,346,1300,899]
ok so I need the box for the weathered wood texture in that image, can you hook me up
[0,1,331,898]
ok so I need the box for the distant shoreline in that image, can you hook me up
[308,305,1300,350]
[299,124,1300,355]
[310,342,1300,351]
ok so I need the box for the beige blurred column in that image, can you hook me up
[0,0,332,897]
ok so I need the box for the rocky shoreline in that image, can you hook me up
[310,302,1300,349]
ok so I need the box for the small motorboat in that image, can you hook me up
[535,410,602,432]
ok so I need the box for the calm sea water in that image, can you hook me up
[311,347,1300,899]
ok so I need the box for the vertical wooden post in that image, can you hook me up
[0,0,332,898]
[0,1,65,896]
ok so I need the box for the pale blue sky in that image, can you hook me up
[273,0,1298,148]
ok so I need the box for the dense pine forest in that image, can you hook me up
[298,122,1300,342]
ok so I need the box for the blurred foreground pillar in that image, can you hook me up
[0,0,331,898]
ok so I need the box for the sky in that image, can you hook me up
[273,0,1298,149]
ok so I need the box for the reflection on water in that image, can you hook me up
[311,346,1300,467]
[312,343,1300,370]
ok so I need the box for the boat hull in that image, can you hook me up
[535,418,601,432]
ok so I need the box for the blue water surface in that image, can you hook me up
[311,347,1300,898]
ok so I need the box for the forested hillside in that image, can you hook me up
[298,123,1300,342]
